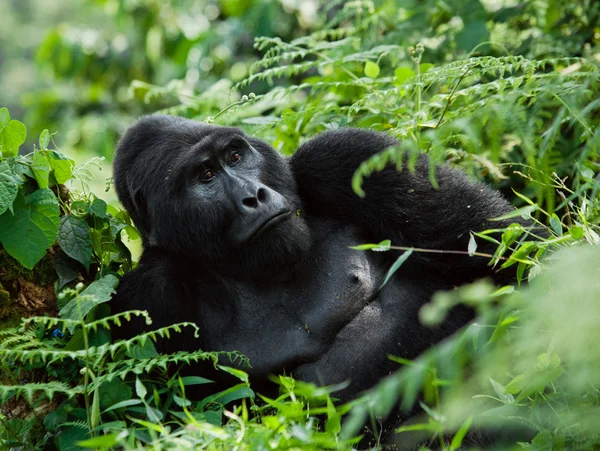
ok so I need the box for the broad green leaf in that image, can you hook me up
[364,61,380,79]
[420,63,434,74]
[99,378,133,410]
[47,150,74,184]
[31,150,51,189]
[456,20,489,52]
[569,226,583,239]
[0,118,27,158]
[53,252,79,289]
[0,189,59,269]
[89,197,107,218]
[39,129,50,150]
[394,67,414,86]
[58,215,93,270]
[57,425,89,451]
[394,67,415,86]
[59,274,119,320]
[0,161,19,215]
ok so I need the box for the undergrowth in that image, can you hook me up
[1,0,600,449]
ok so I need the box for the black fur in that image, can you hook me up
[112,115,525,401]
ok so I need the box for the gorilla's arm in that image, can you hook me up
[290,128,526,282]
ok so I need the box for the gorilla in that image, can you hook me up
[112,114,524,400]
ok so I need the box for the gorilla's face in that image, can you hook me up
[114,115,312,277]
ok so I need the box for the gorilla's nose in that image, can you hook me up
[240,186,270,211]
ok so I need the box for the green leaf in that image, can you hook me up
[39,129,50,150]
[0,189,59,269]
[381,249,414,287]
[545,0,560,31]
[364,61,380,79]
[101,399,142,414]
[505,373,528,394]
[59,274,119,320]
[394,67,414,86]
[217,365,249,383]
[57,425,89,451]
[549,213,563,235]
[419,63,434,74]
[490,205,537,221]
[58,215,93,270]
[145,405,163,422]
[514,367,564,403]
[0,107,9,127]
[53,252,79,289]
[456,20,489,52]
[77,433,119,449]
[126,339,159,359]
[47,150,74,184]
[489,378,514,404]
[0,161,19,215]
[31,150,51,189]
[89,197,107,218]
[450,416,473,451]
[202,384,254,407]
[0,118,27,158]
[569,226,583,239]
[177,376,214,386]
[350,239,391,251]
[135,377,147,399]
[467,232,477,256]
[99,378,133,410]
[173,394,192,408]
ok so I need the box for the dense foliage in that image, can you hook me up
[1,0,599,449]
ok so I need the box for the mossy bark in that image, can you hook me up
[0,247,58,329]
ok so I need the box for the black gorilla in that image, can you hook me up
[112,115,522,400]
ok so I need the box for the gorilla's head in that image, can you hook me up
[114,115,311,278]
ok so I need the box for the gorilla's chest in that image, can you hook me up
[204,224,386,374]
[290,227,383,335]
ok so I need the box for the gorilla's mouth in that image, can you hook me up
[248,210,291,241]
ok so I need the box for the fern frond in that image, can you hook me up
[0,382,80,403]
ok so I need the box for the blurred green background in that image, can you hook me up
[4,0,597,164]
[0,0,318,164]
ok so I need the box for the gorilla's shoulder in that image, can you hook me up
[292,128,398,160]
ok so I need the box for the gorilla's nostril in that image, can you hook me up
[242,197,259,208]
[257,187,267,203]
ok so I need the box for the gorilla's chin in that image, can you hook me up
[247,210,292,242]
[237,214,312,280]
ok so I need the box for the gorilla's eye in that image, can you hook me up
[230,152,242,164]
[201,170,215,182]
